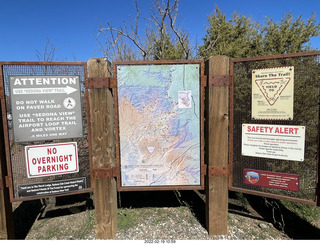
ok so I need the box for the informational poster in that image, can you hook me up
[117,63,201,187]
[242,124,305,161]
[17,177,86,198]
[9,75,83,142]
[252,67,294,120]
[244,169,299,192]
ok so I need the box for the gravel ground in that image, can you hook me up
[11,191,320,240]
[11,192,292,240]
[23,207,289,240]
[114,207,289,240]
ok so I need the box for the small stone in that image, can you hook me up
[258,223,268,229]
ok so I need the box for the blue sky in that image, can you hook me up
[1,0,320,61]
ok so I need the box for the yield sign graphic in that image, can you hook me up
[147,146,155,154]
[254,77,291,106]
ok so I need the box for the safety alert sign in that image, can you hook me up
[242,124,305,161]
[25,142,79,178]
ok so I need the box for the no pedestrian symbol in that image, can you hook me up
[64,98,76,109]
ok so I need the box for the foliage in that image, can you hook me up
[198,7,262,59]
[150,31,190,60]
[281,200,320,223]
[198,7,320,201]
[97,0,193,61]
[118,208,139,231]
[262,13,319,54]
[198,7,320,59]
[97,3,320,61]
[117,207,178,231]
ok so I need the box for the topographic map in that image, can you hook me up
[117,64,201,187]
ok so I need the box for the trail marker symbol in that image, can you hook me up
[252,66,294,120]
[254,77,291,106]
[147,146,155,154]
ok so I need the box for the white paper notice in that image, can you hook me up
[242,124,305,161]
[252,67,294,120]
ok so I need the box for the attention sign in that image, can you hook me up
[242,124,305,161]
[9,75,83,142]
[25,142,79,178]
[252,66,294,120]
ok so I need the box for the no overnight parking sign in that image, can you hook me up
[25,142,79,178]
[9,75,83,142]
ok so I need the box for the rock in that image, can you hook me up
[258,223,268,229]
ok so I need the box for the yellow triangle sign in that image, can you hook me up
[254,77,291,106]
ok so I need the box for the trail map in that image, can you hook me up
[117,64,201,187]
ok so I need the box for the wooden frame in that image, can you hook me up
[0,61,93,202]
[87,58,117,239]
[112,60,206,192]
[229,51,320,206]
[205,56,229,235]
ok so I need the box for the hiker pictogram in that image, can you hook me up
[63,97,76,109]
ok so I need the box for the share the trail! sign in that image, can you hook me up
[9,75,83,142]
[252,66,294,120]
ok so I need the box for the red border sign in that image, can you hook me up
[25,142,79,178]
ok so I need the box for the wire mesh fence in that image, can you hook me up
[1,62,91,201]
[230,52,320,204]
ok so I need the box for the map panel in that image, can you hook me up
[117,64,201,187]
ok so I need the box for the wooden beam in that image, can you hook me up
[0,101,14,240]
[87,58,117,239]
[205,56,229,235]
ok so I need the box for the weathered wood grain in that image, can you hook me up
[205,56,229,235]
[88,58,117,239]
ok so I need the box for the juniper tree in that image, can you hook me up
[198,7,320,59]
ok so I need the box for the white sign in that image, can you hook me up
[242,124,305,161]
[25,142,79,178]
[252,66,294,120]
[178,90,192,108]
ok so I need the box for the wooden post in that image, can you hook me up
[88,58,117,239]
[0,102,14,239]
[205,56,229,235]
[0,163,14,240]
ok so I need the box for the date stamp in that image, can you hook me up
[144,240,176,244]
